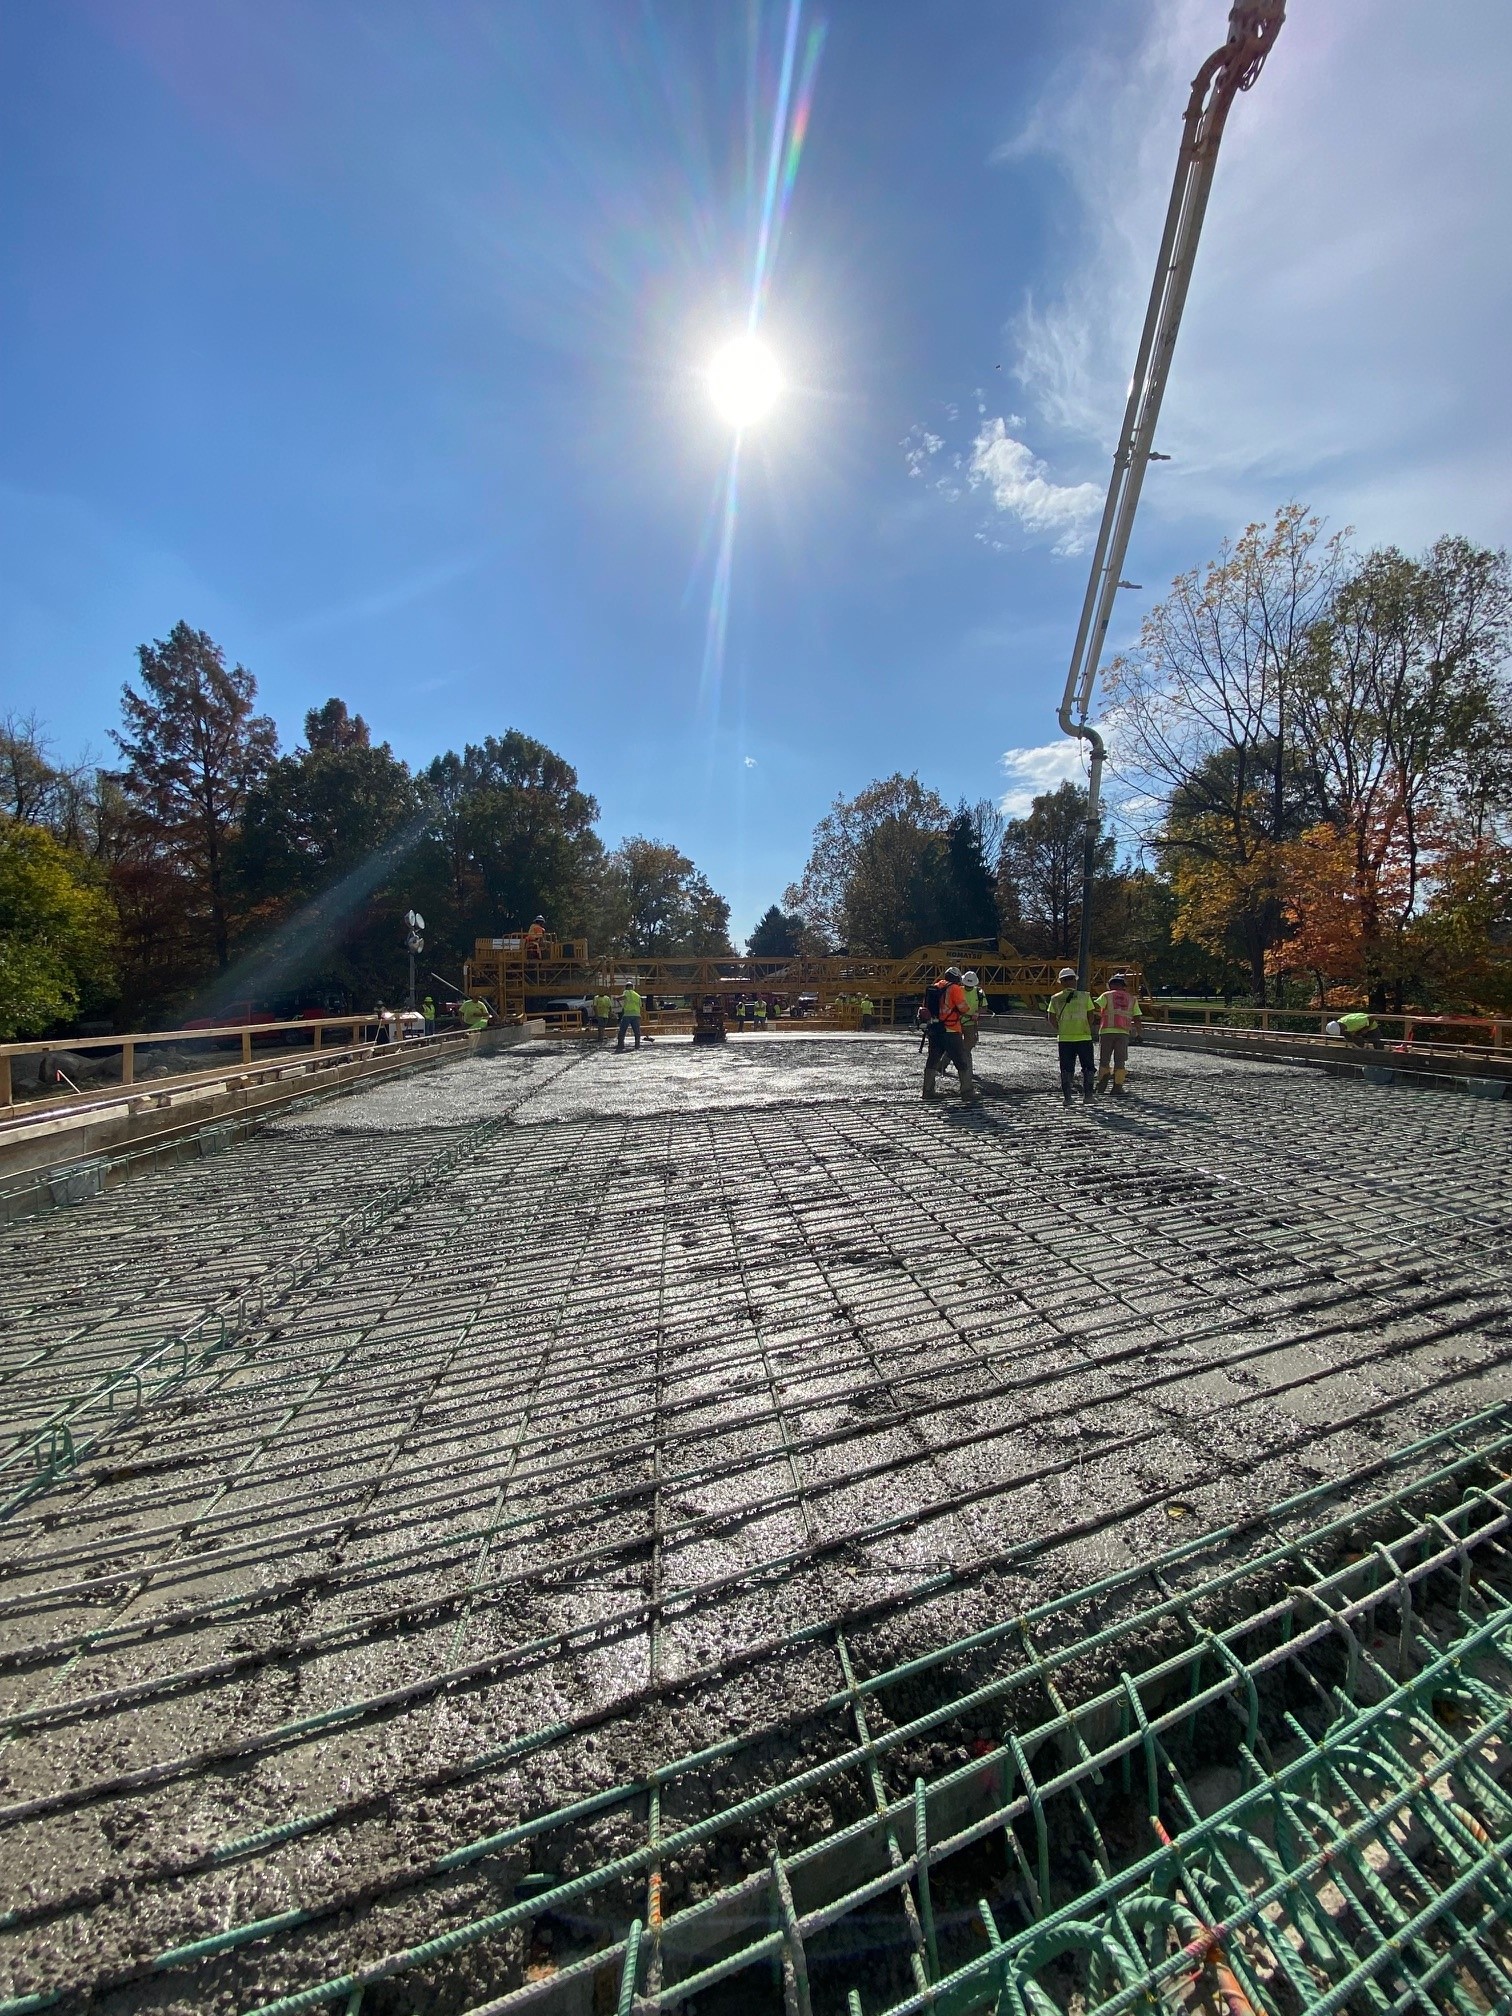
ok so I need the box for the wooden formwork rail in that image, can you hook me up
[0,1016,379,1112]
[1144,1004,1511,1049]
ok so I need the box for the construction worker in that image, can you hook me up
[1326,1011,1384,1050]
[754,996,768,1031]
[860,994,875,1031]
[1093,970,1141,1094]
[617,980,643,1051]
[459,996,490,1033]
[1047,967,1096,1106]
[525,914,547,958]
[594,989,613,1040]
[421,993,437,1037]
[960,971,982,1057]
[923,966,976,1104]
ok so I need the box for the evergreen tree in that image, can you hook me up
[747,904,800,957]
[112,623,278,971]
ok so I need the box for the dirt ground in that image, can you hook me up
[1,1031,1508,2013]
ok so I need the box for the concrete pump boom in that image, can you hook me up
[1058,0,1285,990]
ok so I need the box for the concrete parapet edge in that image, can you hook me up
[1139,1021,1508,1096]
[0,1025,543,1225]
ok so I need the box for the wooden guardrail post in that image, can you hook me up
[0,1053,10,1108]
[312,1023,322,1051]
[241,1030,252,1064]
[121,1040,134,1086]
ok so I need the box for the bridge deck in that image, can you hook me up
[1,1034,1509,2013]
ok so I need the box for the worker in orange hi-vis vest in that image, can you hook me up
[1093,971,1142,1095]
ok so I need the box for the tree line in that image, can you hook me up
[769,505,1511,1009]
[6,505,1507,1039]
[0,622,733,1038]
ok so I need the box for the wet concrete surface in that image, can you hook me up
[1,1033,1510,2010]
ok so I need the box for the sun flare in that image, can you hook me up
[707,335,782,430]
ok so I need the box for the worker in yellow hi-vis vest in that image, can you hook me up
[1093,971,1141,1094]
[1046,968,1096,1106]
[1325,1010,1384,1050]
[617,982,643,1052]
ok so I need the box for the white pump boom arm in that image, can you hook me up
[1058,0,1285,989]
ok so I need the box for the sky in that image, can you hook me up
[2,0,1510,944]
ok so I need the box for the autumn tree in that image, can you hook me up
[842,817,953,956]
[595,837,731,955]
[0,713,115,858]
[1292,537,1512,1005]
[112,623,278,972]
[997,782,1116,959]
[1103,504,1344,1000]
[785,774,951,950]
[1409,830,1512,1010]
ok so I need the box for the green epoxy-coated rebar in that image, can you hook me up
[616,1919,642,2016]
[913,1779,938,1983]
[4,1064,1512,2016]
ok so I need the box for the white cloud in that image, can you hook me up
[902,424,945,478]
[996,2,1512,553]
[998,739,1087,818]
[743,755,758,768]
[968,419,1102,556]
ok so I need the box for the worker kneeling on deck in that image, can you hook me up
[1047,969,1096,1105]
[617,982,643,1052]
[1326,1011,1384,1050]
[1094,971,1141,1094]
[459,997,490,1033]
[923,966,977,1105]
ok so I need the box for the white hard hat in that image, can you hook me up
[1058,967,1077,983]
[962,970,978,986]
[1324,1019,1342,1038]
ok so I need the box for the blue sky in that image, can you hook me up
[3,0,1509,944]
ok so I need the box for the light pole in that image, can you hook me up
[404,910,425,1011]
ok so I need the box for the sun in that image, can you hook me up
[707,334,782,430]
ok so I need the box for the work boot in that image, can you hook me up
[1113,1068,1128,1095]
[1081,1078,1095,1102]
[1096,1071,1110,1094]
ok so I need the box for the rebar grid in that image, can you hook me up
[0,1043,1508,2014]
